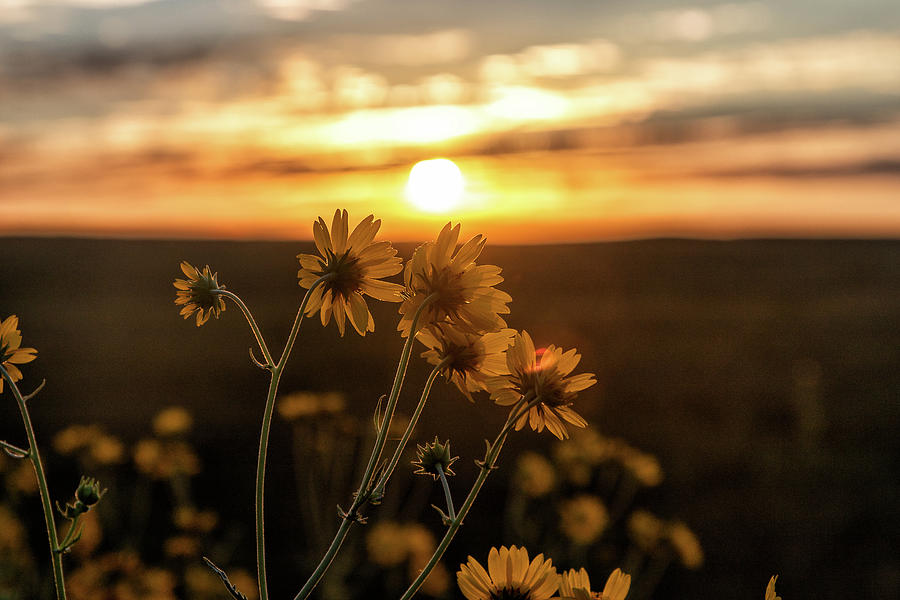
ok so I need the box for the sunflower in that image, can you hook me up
[173,261,226,326]
[765,576,781,600]
[558,568,631,600]
[417,323,513,401]
[398,223,511,337]
[298,210,404,336]
[0,315,37,393]
[490,331,595,440]
[457,546,558,600]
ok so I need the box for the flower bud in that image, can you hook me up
[74,476,105,508]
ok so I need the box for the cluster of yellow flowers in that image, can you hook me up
[457,546,630,600]
[177,210,597,440]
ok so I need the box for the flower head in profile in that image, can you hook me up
[399,223,511,337]
[298,210,404,336]
[418,324,514,401]
[559,568,631,600]
[490,331,596,440]
[173,262,226,326]
[411,437,458,480]
[0,315,37,393]
[457,546,558,600]
[765,576,781,600]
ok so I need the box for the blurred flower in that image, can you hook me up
[559,567,631,600]
[174,506,218,533]
[618,446,663,487]
[457,546,558,600]
[411,437,458,480]
[418,562,451,597]
[277,391,345,421]
[513,451,556,497]
[153,407,193,437]
[366,521,409,567]
[627,510,664,552]
[418,324,513,401]
[405,523,437,559]
[133,439,200,479]
[399,222,511,337]
[559,495,609,545]
[298,209,404,336]
[665,521,704,569]
[491,331,596,440]
[173,262,226,327]
[90,434,125,465]
[163,535,200,559]
[68,551,176,600]
[53,425,103,455]
[0,315,37,393]
[0,505,28,554]
[7,460,37,495]
[765,575,781,600]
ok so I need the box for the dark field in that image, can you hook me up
[2,237,899,600]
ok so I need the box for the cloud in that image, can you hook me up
[618,2,771,43]
[255,0,358,22]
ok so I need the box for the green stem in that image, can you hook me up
[398,395,541,600]
[250,275,330,600]
[215,289,275,367]
[292,293,437,600]
[436,464,456,521]
[371,359,447,499]
[57,516,82,550]
[1,366,67,600]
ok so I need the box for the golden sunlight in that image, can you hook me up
[405,158,466,213]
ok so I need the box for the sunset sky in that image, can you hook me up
[1,0,899,242]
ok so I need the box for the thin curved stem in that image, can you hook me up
[292,293,438,600]
[436,464,456,521]
[398,395,542,600]
[215,289,274,367]
[1,366,66,600]
[371,358,448,499]
[253,274,331,600]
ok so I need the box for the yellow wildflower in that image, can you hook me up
[153,407,193,437]
[559,568,631,600]
[0,315,37,393]
[366,521,410,567]
[298,209,404,336]
[765,575,781,600]
[90,434,125,465]
[559,495,609,546]
[53,424,103,455]
[277,391,345,420]
[627,510,664,552]
[457,546,558,600]
[399,222,511,337]
[513,451,556,497]
[173,262,226,326]
[665,521,704,569]
[491,331,595,440]
[418,324,513,401]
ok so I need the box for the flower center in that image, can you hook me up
[442,342,481,377]
[490,587,534,600]
[322,250,364,299]
[520,369,569,407]
[419,266,467,317]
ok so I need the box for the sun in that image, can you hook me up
[406,158,465,213]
